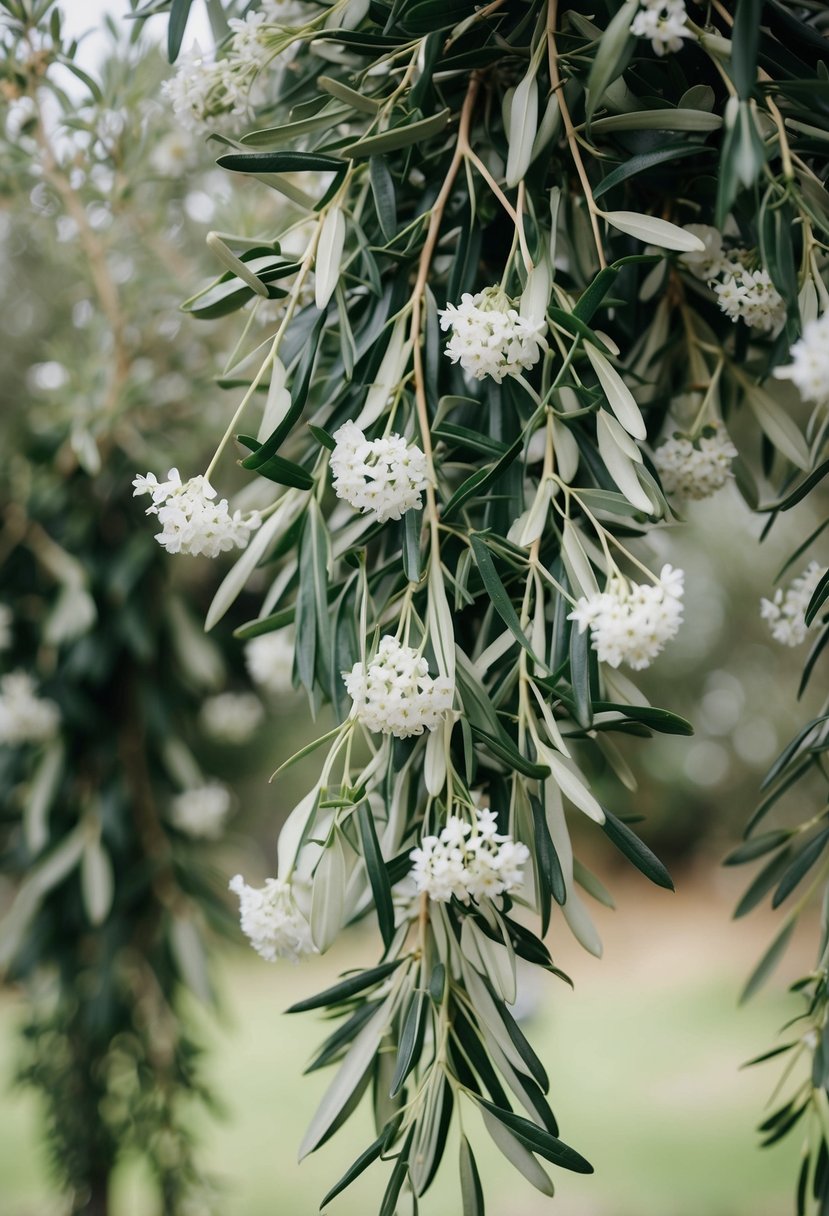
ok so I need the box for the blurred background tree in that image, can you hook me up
[0,5,293,1213]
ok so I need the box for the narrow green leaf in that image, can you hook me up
[357,802,396,949]
[593,145,705,200]
[378,1133,413,1216]
[241,449,314,489]
[805,568,829,627]
[531,794,566,921]
[402,509,422,583]
[168,0,193,62]
[441,434,524,521]
[732,0,763,98]
[390,989,427,1097]
[740,919,796,1003]
[592,702,693,735]
[459,1136,485,1216]
[370,157,397,241]
[319,1124,393,1209]
[470,724,550,780]
[469,535,538,663]
[319,75,380,114]
[772,828,829,908]
[476,1099,593,1174]
[725,830,792,866]
[243,312,326,468]
[601,809,674,890]
[287,960,403,1012]
[217,150,346,174]
[734,848,794,918]
[585,0,638,123]
[340,109,451,158]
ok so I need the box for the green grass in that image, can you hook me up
[1,883,805,1216]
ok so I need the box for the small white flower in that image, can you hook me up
[569,565,685,670]
[679,225,728,280]
[0,671,60,746]
[631,0,695,55]
[410,806,530,905]
[653,426,738,499]
[760,561,826,646]
[774,313,829,407]
[151,130,193,176]
[200,692,264,744]
[680,231,786,334]
[245,630,295,696]
[169,783,232,839]
[439,286,546,383]
[133,468,260,558]
[0,604,12,651]
[229,873,315,962]
[330,422,429,524]
[344,636,453,739]
[713,261,786,334]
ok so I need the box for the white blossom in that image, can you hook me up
[630,0,694,55]
[0,604,12,651]
[161,46,236,133]
[713,261,786,334]
[410,806,530,904]
[439,287,546,383]
[150,129,193,176]
[653,426,738,499]
[774,312,829,407]
[344,636,453,739]
[680,231,786,334]
[0,671,60,746]
[245,630,295,696]
[229,873,315,962]
[133,468,260,558]
[330,422,429,524]
[760,561,826,646]
[680,225,728,280]
[161,4,312,133]
[569,565,685,670]
[200,692,264,743]
[169,783,232,839]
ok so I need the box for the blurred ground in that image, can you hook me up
[1,866,809,1216]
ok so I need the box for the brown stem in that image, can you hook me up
[546,0,607,269]
[410,75,481,545]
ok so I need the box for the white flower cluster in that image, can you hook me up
[344,636,453,739]
[229,873,314,962]
[714,266,786,334]
[653,426,738,499]
[774,312,829,407]
[681,227,786,334]
[133,469,261,558]
[569,565,685,670]
[410,807,530,904]
[630,0,694,55]
[200,692,264,744]
[0,671,60,746]
[245,630,295,696]
[169,783,232,839]
[0,604,12,651]
[162,4,310,133]
[330,422,429,524]
[439,287,546,383]
[760,561,826,647]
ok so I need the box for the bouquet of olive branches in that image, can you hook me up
[129,0,829,1211]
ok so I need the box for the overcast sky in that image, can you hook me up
[62,0,212,69]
